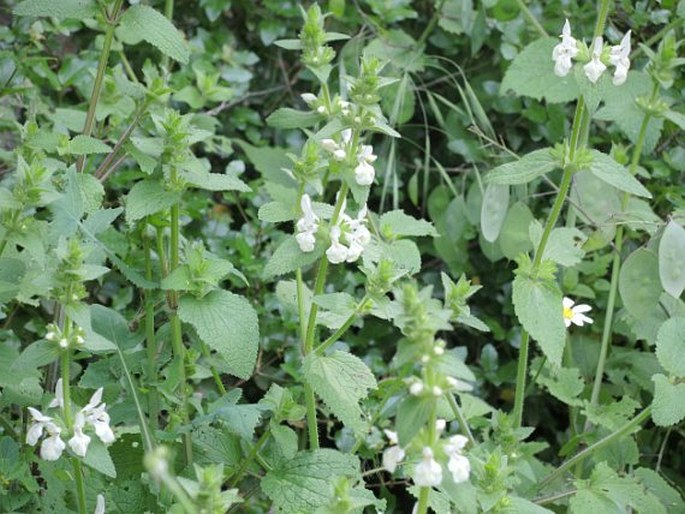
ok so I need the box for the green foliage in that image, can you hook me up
[118,5,190,64]
[659,220,685,298]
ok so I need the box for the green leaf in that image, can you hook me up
[587,150,651,198]
[183,169,251,193]
[619,248,662,320]
[236,141,295,188]
[500,497,555,514]
[531,357,583,406]
[262,449,360,512]
[118,5,189,64]
[13,0,97,19]
[484,149,557,185]
[500,37,580,103]
[266,108,323,129]
[82,438,116,478]
[583,396,640,430]
[480,183,509,242]
[63,135,111,155]
[91,305,140,350]
[263,236,324,279]
[513,274,566,366]
[302,351,376,435]
[270,423,298,460]
[656,317,685,377]
[125,180,182,224]
[65,303,117,351]
[396,394,433,446]
[658,220,685,298]
[0,258,27,304]
[652,373,685,426]
[529,223,586,267]
[50,167,84,236]
[499,202,534,260]
[595,71,664,155]
[379,210,437,238]
[633,468,685,513]
[178,290,259,380]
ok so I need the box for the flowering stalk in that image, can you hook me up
[415,401,438,514]
[143,227,160,432]
[59,319,88,514]
[512,0,615,428]
[168,165,193,465]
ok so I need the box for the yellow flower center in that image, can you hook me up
[563,306,573,320]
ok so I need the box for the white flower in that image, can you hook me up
[45,331,57,342]
[609,31,631,86]
[562,297,593,328]
[320,139,338,153]
[333,149,347,161]
[326,225,348,264]
[358,145,377,164]
[444,435,470,484]
[26,407,52,446]
[40,431,66,461]
[435,419,446,433]
[301,93,318,105]
[354,161,375,186]
[414,447,442,487]
[340,128,352,144]
[552,19,579,77]
[81,388,116,445]
[382,431,405,474]
[345,238,364,263]
[584,37,607,83]
[409,381,424,396]
[58,338,68,349]
[75,335,85,345]
[296,231,316,252]
[68,423,91,457]
[48,379,64,409]
[295,194,319,253]
[95,494,106,514]
[432,386,443,397]
[316,105,326,114]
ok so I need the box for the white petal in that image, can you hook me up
[68,427,91,457]
[414,447,442,487]
[354,161,375,186]
[383,429,399,445]
[85,388,104,412]
[382,445,405,473]
[340,128,352,144]
[93,421,116,444]
[40,434,66,461]
[26,422,45,446]
[563,297,575,309]
[448,454,470,483]
[296,231,317,252]
[409,382,424,396]
[320,139,339,153]
[345,239,364,262]
[326,240,349,264]
[572,303,592,314]
[301,93,317,104]
[94,494,106,514]
[584,58,606,83]
[27,407,50,423]
[448,434,469,452]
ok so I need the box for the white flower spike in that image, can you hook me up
[413,447,442,487]
[584,37,607,83]
[552,19,579,77]
[562,297,593,328]
[609,31,631,85]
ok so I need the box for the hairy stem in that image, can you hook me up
[314,294,369,355]
[515,0,548,38]
[143,230,159,432]
[77,0,124,172]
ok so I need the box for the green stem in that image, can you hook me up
[588,95,655,413]
[514,0,548,38]
[168,168,192,465]
[417,0,447,46]
[301,183,349,449]
[416,399,438,514]
[512,165,574,427]
[446,393,476,446]
[229,429,270,487]
[592,0,613,40]
[77,0,124,172]
[59,329,87,514]
[200,340,227,396]
[314,295,368,355]
[540,406,652,489]
[143,229,159,432]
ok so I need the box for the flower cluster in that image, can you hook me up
[45,322,85,349]
[26,381,115,461]
[562,296,593,328]
[326,203,371,264]
[552,19,631,86]
[381,422,471,488]
[320,128,378,186]
[295,194,319,253]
